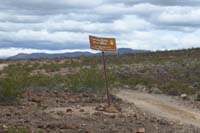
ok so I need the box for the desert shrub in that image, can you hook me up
[0,65,29,104]
[28,74,54,87]
[0,78,24,104]
[116,74,154,87]
[28,74,67,89]
[160,82,195,96]
[67,68,116,94]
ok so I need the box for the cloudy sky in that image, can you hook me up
[0,0,200,57]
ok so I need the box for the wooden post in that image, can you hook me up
[102,51,111,107]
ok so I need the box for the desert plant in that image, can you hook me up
[0,78,24,104]
[67,68,116,94]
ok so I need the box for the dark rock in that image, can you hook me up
[93,112,102,116]
[158,119,168,125]
[110,94,122,102]
[5,113,11,117]
[28,98,41,103]
[79,109,85,112]
[192,82,199,88]
[66,108,73,113]
[57,111,64,116]
[108,114,116,119]
[81,93,90,97]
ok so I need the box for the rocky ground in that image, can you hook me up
[0,88,200,133]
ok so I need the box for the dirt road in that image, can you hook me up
[116,89,200,128]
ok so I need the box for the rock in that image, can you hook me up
[136,128,145,133]
[57,111,64,116]
[78,129,91,133]
[64,88,69,92]
[5,113,11,117]
[194,93,200,101]
[114,104,122,112]
[81,93,90,97]
[108,114,116,119]
[95,104,106,111]
[66,108,73,113]
[123,85,130,89]
[104,106,119,113]
[28,98,41,103]
[46,123,79,130]
[158,119,168,125]
[24,120,30,124]
[150,87,162,94]
[93,112,102,116]
[192,82,199,88]
[2,125,8,129]
[180,94,188,100]
[103,119,108,123]
[133,113,138,118]
[53,90,58,95]
[37,125,45,129]
[14,112,21,116]
[79,109,85,112]
[135,85,147,92]
[110,95,122,102]
[59,100,66,104]
[68,99,76,103]
[81,123,86,127]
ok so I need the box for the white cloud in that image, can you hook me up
[157,8,200,26]
[118,29,200,51]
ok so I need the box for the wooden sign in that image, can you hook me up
[89,35,117,52]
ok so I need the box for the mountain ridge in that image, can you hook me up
[9,48,149,59]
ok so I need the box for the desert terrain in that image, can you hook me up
[0,48,200,133]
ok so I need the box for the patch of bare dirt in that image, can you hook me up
[116,89,200,128]
[0,63,8,71]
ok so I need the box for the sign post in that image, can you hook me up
[89,35,117,107]
[102,51,111,106]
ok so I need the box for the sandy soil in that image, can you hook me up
[116,89,200,128]
[0,63,8,71]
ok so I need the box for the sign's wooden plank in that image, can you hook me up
[89,35,117,52]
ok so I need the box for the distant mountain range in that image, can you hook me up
[9,48,149,59]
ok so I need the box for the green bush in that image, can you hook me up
[0,78,24,104]
[116,74,154,87]
[67,68,116,94]
[0,65,29,104]
[160,82,195,95]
